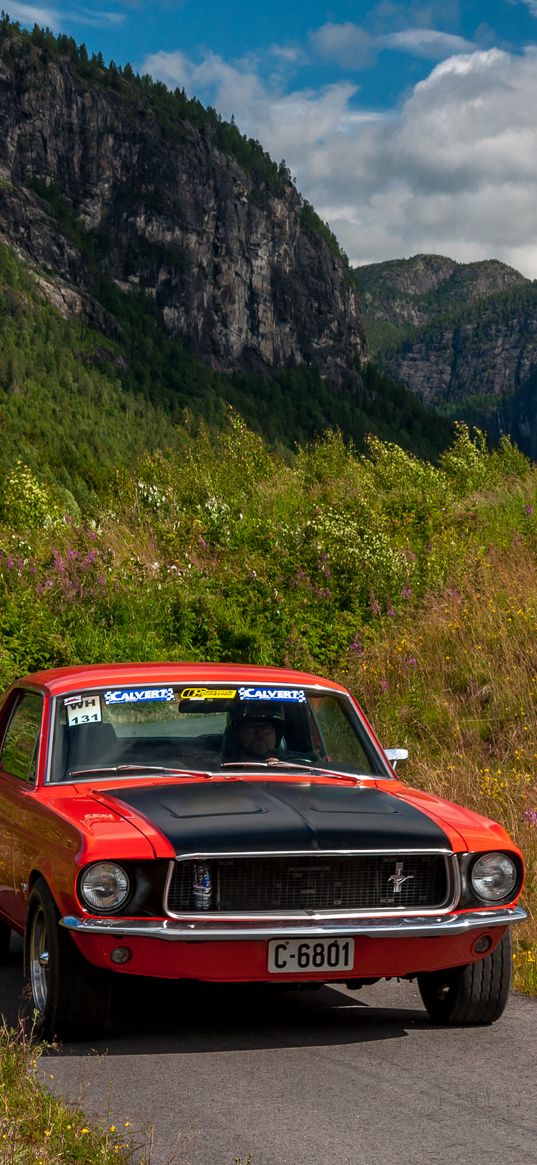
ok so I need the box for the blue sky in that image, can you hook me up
[6,1,537,274]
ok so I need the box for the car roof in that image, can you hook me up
[18,663,347,698]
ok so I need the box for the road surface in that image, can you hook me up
[1,937,535,1165]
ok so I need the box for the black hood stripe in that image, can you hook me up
[105,780,451,854]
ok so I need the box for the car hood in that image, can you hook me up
[104,780,451,854]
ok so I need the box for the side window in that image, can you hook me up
[0,692,43,783]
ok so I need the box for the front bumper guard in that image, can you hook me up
[60,904,527,942]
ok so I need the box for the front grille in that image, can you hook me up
[166,853,451,915]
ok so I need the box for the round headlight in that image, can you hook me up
[79,862,130,913]
[470,853,517,902]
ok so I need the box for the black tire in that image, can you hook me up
[0,920,11,961]
[23,878,111,1041]
[417,931,512,1026]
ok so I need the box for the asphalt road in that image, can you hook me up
[1,937,536,1165]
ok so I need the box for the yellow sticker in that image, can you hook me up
[180,688,237,700]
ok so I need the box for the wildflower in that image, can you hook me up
[405,657,417,667]
[401,585,412,599]
[350,639,364,655]
[81,1127,90,1135]
[380,677,389,693]
[387,607,396,618]
[64,513,73,524]
[525,505,534,515]
[522,807,537,827]
[198,536,208,548]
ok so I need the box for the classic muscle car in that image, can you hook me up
[0,663,526,1039]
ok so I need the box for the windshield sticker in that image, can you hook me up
[104,688,175,705]
[181,688,237,700]
[238,687,307,703]
[65,695,102,726]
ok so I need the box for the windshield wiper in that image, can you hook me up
[219,760,313,771]
[68,764,201,777]
[215,754,370,782]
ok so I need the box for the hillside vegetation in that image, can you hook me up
[0,240,451,498]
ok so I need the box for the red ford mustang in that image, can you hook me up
[0,663,526,1039]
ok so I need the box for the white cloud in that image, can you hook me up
[4,2,125,29]
[268,44,303,64]
[68,9,126,26]
[5,3,60,29]
[142,43,537,277]
[381,28,476,58]
[311,20,475,69]
[311,23,376,69]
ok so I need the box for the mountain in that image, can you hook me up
[354,254,537,454]
[0,20,362,385]
[0,17,455,478]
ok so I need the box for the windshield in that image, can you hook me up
[49,683,389,781]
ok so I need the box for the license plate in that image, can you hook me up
[267,937,355,974]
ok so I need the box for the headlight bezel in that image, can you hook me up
[460,850,522,906]
[78,861,131,914]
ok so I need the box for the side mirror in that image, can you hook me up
[385,748,409,770]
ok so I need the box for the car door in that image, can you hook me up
[0,689,44,928]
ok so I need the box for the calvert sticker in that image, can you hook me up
[238,687,307,703]
[181,688,237,700]
[104,688,175,705]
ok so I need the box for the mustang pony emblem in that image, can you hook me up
[387,861,414,894]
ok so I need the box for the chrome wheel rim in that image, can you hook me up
[29,907,49,1014]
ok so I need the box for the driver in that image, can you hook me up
[223,704,286,762]
[237,714,283,760]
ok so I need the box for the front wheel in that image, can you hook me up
[23,878,111,1041]
[417,931,512,1026]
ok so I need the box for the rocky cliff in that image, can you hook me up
[354,254,537,453]
[0,21,364,386]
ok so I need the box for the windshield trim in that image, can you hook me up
[46,684,395,785]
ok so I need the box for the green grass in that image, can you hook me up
[0,1020,147,1164]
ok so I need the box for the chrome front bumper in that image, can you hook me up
[60,904,527,942]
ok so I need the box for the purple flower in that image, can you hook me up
[405,656,417,667]
[5,556,14,569]
[370,598,381,617]
[16,558,24,570]
[29,563,36,575]
[198,536,208,548]
[525,505,534,515]
[64,513,73,525]
[387,607,396,618]
[401,586,412,599]
[350,639,364,655]
[380,677,389,693]
[523,807,537,827]
[97,573,106,587]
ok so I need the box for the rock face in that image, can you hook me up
[0,28,364,385]
[355,253,537,452]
